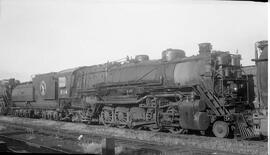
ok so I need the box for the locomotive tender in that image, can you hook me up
[0,43,257,138]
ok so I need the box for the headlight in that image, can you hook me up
[231,84,238,92]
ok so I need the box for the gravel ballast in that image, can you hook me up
[0,116,267,155]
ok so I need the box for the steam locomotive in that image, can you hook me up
[0,43,261,138]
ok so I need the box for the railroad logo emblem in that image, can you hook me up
[40,81,46,96]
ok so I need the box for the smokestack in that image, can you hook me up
[198,43,212,54]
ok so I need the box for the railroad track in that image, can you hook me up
[0,135,71,153]
[0,128,241,155]
[0,116,267,155]
[0,124,220,155]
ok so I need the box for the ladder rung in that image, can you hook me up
[197,85,229,115]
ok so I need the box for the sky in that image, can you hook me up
[0,0,268,82]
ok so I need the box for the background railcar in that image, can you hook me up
[251,40,268,137]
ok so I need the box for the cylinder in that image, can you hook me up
[193,100,206,112]
[193,112,210,130]
[179,101,210,130]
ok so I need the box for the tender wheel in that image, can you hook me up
[168,127,184,134]
[212,121,229,138]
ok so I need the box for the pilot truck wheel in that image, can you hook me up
[212,121,229,138]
